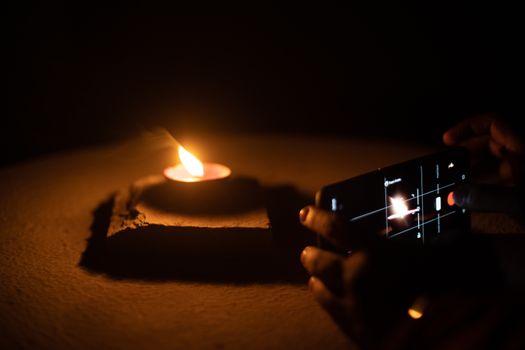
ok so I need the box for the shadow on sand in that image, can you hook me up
[79,181,315,284]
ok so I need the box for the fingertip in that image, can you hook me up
[300,246,314,265]
[299,206,312,223]
[303,207,337,235]
[308,276,321,292]
[442,130,455,145]
[308,276,337,308]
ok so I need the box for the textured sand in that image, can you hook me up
[1,133,443,350]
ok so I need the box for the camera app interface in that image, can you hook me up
[323,148,470,247]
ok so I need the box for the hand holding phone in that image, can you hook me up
[315,147,471,254]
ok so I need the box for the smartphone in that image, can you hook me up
[315,147,470,254]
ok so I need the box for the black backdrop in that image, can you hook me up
[6,3,523,166]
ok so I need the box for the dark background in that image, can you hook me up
[6,2,523,167]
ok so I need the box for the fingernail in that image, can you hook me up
[299,207,310,223]
[300,246,311,264]
[442,130,450,141]
[443,132,454,145]
[308,276,318,291]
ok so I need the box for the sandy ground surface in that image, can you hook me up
[0,133,458,349]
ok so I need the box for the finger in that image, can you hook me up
[489,138,506,158]
[301,246,344,276]
[459,135,490,155]
[499,154,524,184]
[308,276,344,314]
[443,115,494,146]
[301,246,344,293]
[300,206,349,248]
[490,119,525,155]
[341,251,368,292]
[451,183,523,214]
[309,276,361,341]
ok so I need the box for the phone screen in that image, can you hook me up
[316,147,470,251]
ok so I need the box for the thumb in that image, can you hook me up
[453,184,523,215]
[490,119,525,155]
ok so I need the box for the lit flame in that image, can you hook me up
[387,196,420,220]
[178,145,204,177]
[407,296,426,320]
[391,196,409,215]
[408,307,423,319]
